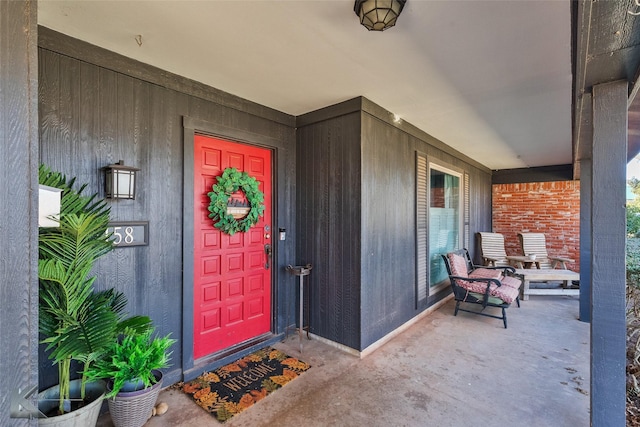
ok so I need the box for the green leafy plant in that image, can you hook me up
[85,327,176,398]
[629,203,640,238]
[628,237,640,416]
[38,164,151,414]
[208,167,265,235]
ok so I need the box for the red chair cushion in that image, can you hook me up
[447,253,469,278]
[500,275,522,290]
[489,283,519,304]
[469,268,502,280]
[447,252,519,304]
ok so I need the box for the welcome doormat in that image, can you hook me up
[180,347,310,422]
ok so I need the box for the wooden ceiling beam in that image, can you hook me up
[573,0,640,173]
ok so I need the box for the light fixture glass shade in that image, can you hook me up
[354,0,406,31]
[104,160,140,199]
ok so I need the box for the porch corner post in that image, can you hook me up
[0,0,39,424]
[590,80,627,426]
[577,86,593,323]
[579,157,592,322]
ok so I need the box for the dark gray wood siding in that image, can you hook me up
[296,109,362,350]
[0,1,39,422]
[360,109,493,348]
[297,98,492,351]
[360,112,415,348]
[38,28,296,386]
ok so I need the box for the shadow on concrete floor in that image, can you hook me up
[98,295,589,427]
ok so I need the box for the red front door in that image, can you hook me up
[193,135,272,359]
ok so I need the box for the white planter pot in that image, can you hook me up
[38,380,105,427]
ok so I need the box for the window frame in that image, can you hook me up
[427,161,464,294]
[416,154,469,307]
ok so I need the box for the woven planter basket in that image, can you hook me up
[107,370,163,427]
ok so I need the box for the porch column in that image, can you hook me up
[591,80,627,426]
[579,156,592,322]
[578,88,593,323]
[0,0,40,423]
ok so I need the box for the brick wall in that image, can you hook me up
[492,181,580,271]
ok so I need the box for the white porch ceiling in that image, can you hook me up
[38,0,573,171]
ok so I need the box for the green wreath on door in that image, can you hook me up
[208,167,265,235]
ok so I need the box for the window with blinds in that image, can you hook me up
[416,153,466,306]
[416,154,428,307]
[464,172,470,249]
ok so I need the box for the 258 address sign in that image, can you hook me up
[106,221,149,247]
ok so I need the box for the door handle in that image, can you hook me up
[264,244,272,269]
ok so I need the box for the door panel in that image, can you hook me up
[193,135,272,359]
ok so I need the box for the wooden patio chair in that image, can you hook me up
[441,249,522,328]
[517,232,574,269]
[477,232,510,267]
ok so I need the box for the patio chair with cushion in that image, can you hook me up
[477,232,510,267]
[441,249,522,328]
[517,232,574,269]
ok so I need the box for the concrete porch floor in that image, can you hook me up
[98,295,590,426]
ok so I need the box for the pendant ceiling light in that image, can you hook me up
[354,0,407,31]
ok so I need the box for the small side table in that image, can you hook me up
[286,264,312,353]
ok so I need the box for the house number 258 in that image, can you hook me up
[106,221,149,247]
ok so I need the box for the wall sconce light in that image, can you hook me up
[103,160,140,200]
[354,0,407,31]
[38,184,62,227]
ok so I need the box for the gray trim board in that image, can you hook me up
[491,164,574,184]
[183,117,285,149]
[629,62,640,108]
[579,158,592,322]
[182,125,196,373]
[574,92,593,179]
[1,0,39,423]
[590,80,627,426]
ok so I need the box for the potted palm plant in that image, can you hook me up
[85,327,175,427]
[38,165,150,426]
